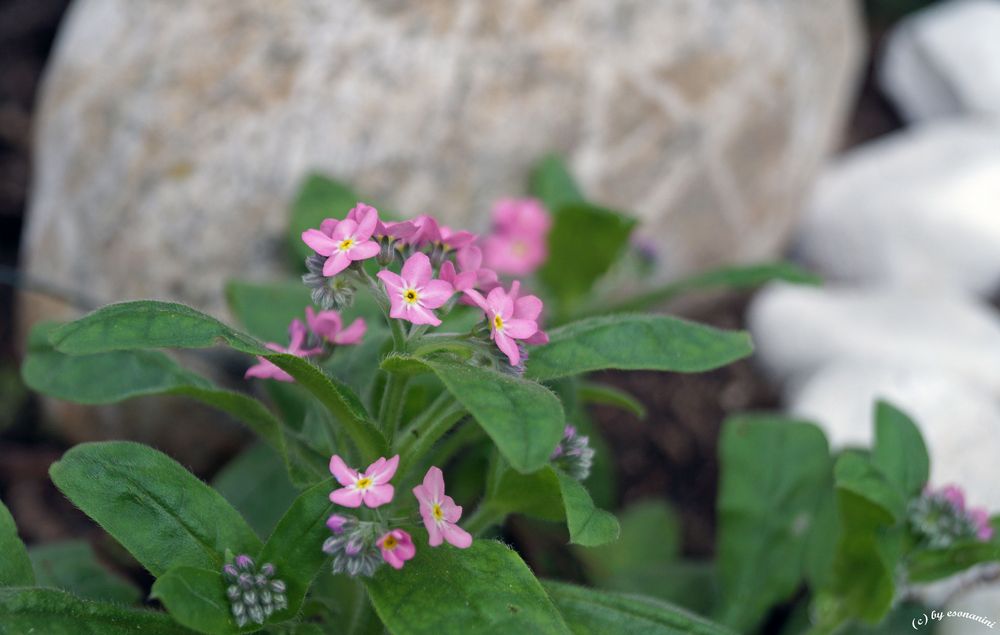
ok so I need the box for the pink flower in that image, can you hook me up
[412,215,477,250]
[376,219,418,242]
[244,319,321,382]
[329,454,399,508]
[940,485,966,511]
[304,307,366,345]
[482,198,552,275]
[439,245,499,293]
[377,529,416,570]
[377,252,454,326]
[302,203,381,276]
[412,467,472,549]
[969,508,995,541]
[326,514,349,534]
[464,281,543,366]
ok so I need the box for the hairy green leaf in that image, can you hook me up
[213,444,301,538]
[527,314,753,381]
[543,581,735,635]
[871,401,928,499]
[0,587,192,634]
[578,382,647,419]
[151,566,236,635]
[29,541,140,604]
[575,500,680,584]
[0,498,33,587]
[49,442,261,577]
[366,535,571,634]
[907,541,1000,582]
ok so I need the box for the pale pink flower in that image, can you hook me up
[376,219,418,242]
[377,252,454,326]
[465,281,543,366]
[304,307,366,346]
[244,319,321,382]
[439,245,499,293]
[507,280,549,345]
[482,198,552,275]
[412,215,477,250]
[302,203,381,276]
[969,508,995,541]
[377,529,416,570]
[329,454,399,508]
[412,467,473,549]
[940,484,966,511]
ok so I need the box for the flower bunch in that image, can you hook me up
[244,307,366,382]
[907,484,995,548]
[222,555,287,628]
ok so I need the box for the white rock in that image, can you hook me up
[879,0,1000,122]
[747,284,1000,396]
[794,120,1000,296]
[940,582,1000,635]
[787,361,1000,512]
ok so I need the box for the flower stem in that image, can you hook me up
[462,503,507,536]
[377,372,408,440]
[395,400,467,478]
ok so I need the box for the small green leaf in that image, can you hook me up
[395,356,564,473]
[257,478,336,619]
[0,498,33,587]
[151,566,236,635]
[365,535,571,635]
[834,452,906,524]
[289,174,361,264]
[526,314,753,382]
[578,382,647,419]
[0,587,193,634]
[715,415,833,632]
[49,442,261,577]
[29,541,140,604]
[225,280,313,342]
[47,300,387,461]
[575,500,681,584]
[538,203,637,311]
[529,155,585,212]
[543,580,736,635]
[556,471,620,547]
[213,444,301,538]
[871,401,928,498]
[907,541,1000,582]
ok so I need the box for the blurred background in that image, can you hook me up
[2,0,999,631]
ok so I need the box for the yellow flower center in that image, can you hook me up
[354,477,372,490]
[512,240,528,257]
[432,503,444,522]
[404,289,419,304]
[338,238,355,251]
[493,314,504,330]
[382,534,398,549]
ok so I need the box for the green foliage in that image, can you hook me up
[49,442,261,577]
[538,203,637,313]
[0,498,34,587]
[527,314,753,381]
[871,401,929,498]
[575,500,680,581]
[151,567,235,635]
[288,174,361,264]
[578,382,646,419]
[29,541,140,604]
[907,540,1000,582]
[0,587,194,634]
[529,155,585,212]
[715,415,833,632]
[225,280,313,342]
[212,443,301,538]
[543,581,736,635]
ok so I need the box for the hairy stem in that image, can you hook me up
[462,503,507,537]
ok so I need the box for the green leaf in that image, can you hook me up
[151,566,236,635]
[529,155,585,212]
[715,415,833,632]
[0,587,193,634]
[543,580,736,635]
[225,280,313,342]
[539,203,637,311]
[288,174,360,264]
[23,328,326,488]
[365,535,571,635]
[0,498,33,586]
[257,479,335,619]
[834,452,906,524]
[213,444,301,538]
[595,262,822,315]
[29,541,140,604]
[396,355,564,473]
[578,382,647,419]
[491,466,620,546]
[49,441,261,577]
[871,401,928,498]
[526,314,753,382]
[907,541,1000,582]
[48,300,387,461]
[575,500,680,583]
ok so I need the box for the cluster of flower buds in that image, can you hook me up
[908,484,994,548]
[322,514,388,578]
[550,425,596,481]
[222,555,287,627]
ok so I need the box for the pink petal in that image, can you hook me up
[377,269,405,294]
[441,523,473,549]
[513,294,544,322]
[419,280,455,309]
[334,318,366,345]
[405,303,441,326]
[302,229,337,256]
[354,205,378,240]
[362,484,395,508]
[524,329,549,346]
[367,455,399,484]
[456,245,483,272]
[439,494,463,523]
[322,252,352,276]
[452,271,478,292]
[421,467,446,501]
[503,318,538,339]
[425,518,444,547]
[287,319,308,351]
[330,219,358,241]
[347,240,380,260]
[319,218,338,236]
[438,261,457,285]
[329,455,357,486]
[395,538,416,560]
[412,484,434,508]
[486,286,513,318]
[461,288,490,313]
[495,331,521,367]
[382,549,404,569]
[330,487,364,508]
[401,252,433,287]
[244,359,293,382]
